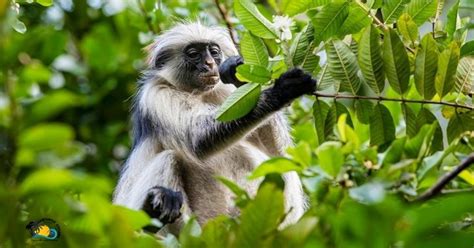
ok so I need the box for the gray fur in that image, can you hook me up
[113,23,306,235]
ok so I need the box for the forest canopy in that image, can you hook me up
[1,0,474,247]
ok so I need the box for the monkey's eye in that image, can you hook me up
[186,49,200,59]
[209,47,221,58]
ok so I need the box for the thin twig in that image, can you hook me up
[137,0,156,34]
[441,188,474,194]
[313,92,474,111]
[413,153,474,202]
[354,0,388,30]
[213,0,239,47]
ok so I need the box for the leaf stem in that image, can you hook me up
[213,0,239,48]
[312,92,474,111]
[354,0,388,30]
[413,153,474,202]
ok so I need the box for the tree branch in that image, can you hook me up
[414,153,474,202]
[213,0,239,48]
[313,92,474,111]
[354,0,388,30]
[137,0,156,34]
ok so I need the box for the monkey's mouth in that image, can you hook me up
[199,73,220,84]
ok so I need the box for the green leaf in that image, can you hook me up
[355,99,374,124]
[382,0,410,24]
[339,2,372,36]
[290,24,313,66]
[313,99,331,145]
[236,64,272,84]
[460,40,474,57]
[447,111,474,142]
[326,39,361,95]
[382,29,410,95]
[405,0,438,26]
[31,90,84,121]
[446,0,460,39]
[435,42,460,98]
[349,182,386,204]
[289,24,320,73]
[12,19,27,34]
[324,102,353,140]
[358,25,385,94]
[216,83,261,122]
[455,57,474,95]
[281,0,312,16]
[249,158,302,179]
[311,1,349,41]
[415,34,439,99]
[235,183,284,247]
[241,32,269,67]
[36,0,53,6]
[234,0,277,39]
[317,64,337,90]
[19,123,74,151]
[369,104,395,147]
[397,13,419,46]
[215,176,249,199]
[316,141,344,177]
[402,104,417,137]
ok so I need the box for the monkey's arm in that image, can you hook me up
[191,69,315,159]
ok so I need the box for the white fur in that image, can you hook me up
[113,23,305,235]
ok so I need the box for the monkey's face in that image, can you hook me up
[177,42,222,91]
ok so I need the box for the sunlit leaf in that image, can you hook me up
[36,0,53,6]
[234,0,277,39]
[435,41,460,98]
[405,0,438,26]
[281,0,312,16]
[382,0,410,24]
[311,1,349,41]
[454,57,474,95]
[249,157,302,179]
[236,64,272,84]
[241,32,269,67]
[216,83,261,121]
[446,0,460,39]
[397,13,419,46]
[339,2,371,36]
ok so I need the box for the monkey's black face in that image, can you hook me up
[179,42,222,91]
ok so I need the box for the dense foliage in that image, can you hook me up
[1,0,474,247]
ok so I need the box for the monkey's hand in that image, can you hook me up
[271,68,316,105]
[219,56,245,87]
[142,186,183,228]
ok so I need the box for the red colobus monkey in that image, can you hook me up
[113,22,316,234]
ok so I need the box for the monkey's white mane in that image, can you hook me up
[147,22,238,67]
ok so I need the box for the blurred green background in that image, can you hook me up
[1,0,474,247]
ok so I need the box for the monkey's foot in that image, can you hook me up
[143,186,183,225]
